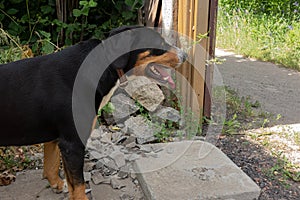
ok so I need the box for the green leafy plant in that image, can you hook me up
[0,0,143,55]
[0,28,23,63]
[222,113,241,135]
[98,102,115,117]
[268,152,300,183]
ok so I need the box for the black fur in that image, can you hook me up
[0,26,171,189]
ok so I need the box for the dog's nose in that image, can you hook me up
[181,51,188,62]
[173,46,188,63]
[178,49,188,63]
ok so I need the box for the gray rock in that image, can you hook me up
[84,172,91,182]
[111,131,123,143]
[109,151,126,168]
[124,116,159,144]
[91,140,102,150]
[125,142,137,148]
[106,159,118,172]
[89,151,103,160]
[130,173,137,180]
[122,136,137,146]
[100,132,112,144]
[112,145,123,152]
[110,93,139,121]
[118,166,129,179]
[90,129,102,140]
[86,139,95,150]
[84,162,95,172]
[120,193,134,200]
[110,177,126,189]
[92,171,109,185]
[138,145,152,153]
[116,136,128,144]
[102,144,114,156]
[151,106,181,122]
[95,160,104,170]
[124,76,164,112]
[117,123,125,128]
[125,153,140,162]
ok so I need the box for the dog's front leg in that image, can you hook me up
[43,140,64,193]
[59,139,88,200]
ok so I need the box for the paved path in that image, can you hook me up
[216,49,300,125]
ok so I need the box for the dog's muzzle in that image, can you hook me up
[174,46,188,63]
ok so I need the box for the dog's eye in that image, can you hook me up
[150,49,166,56]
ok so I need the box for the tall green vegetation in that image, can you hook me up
[0,0,142,56]
[217,0,300,70]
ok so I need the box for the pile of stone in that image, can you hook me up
[83,76,182,198]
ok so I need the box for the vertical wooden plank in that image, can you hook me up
[191,0,210,118]
[177,0,196,116]
[204,0,219,118]
[144,0,216,127]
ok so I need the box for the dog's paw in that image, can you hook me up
[50,179,65,194]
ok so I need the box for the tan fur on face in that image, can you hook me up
[133,48,180,76]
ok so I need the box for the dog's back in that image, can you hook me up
[0,39,100,146]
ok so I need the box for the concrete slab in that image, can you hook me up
[133,141,261,200]
[0,170,65,200]
[90,178,144,200]
[0,169,143,200]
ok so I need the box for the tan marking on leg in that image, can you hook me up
[62,158,88,200]
[43,140,64,193]
[66,180,88,200]
[72,184,89,200]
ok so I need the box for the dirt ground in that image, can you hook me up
[216,49,300,199]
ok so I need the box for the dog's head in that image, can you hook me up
[108,26,187,89]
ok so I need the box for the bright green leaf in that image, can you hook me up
[79,1,88,6]
[73,9,82,17]
[89,0,97,7]
[42,42,54,55]
[81,7,89,16]
[39,30,51,38]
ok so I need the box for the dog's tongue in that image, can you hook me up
[155,66,175,89]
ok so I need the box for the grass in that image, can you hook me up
[268,152,300,183]
[222,87,300,184]
[217,8,300,71]
[221,87,273,135]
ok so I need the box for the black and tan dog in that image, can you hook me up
[0,26,186,199]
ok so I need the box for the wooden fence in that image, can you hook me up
[140,0,218,120]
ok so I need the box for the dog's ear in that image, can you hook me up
[109,25,143,37]
[106,26,143,70]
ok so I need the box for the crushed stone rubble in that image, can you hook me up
[84,125,168,198]
[83,76,185,198]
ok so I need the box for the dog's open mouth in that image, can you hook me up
[145,63,175,89]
